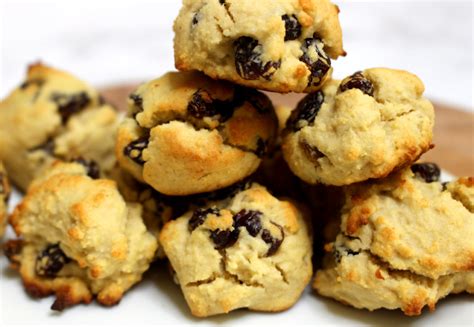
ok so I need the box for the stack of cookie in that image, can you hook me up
[0,0,472,319]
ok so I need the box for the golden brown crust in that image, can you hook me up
[160,184,313,317]
[282,68,435,186]
[5,162,158,310]
[313,168,474,315]
[173,0,344,93]
[0,63,119,191]
[116,71,277,195]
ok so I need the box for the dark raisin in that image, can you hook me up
[72,157,100,179]
[35,244,71,277]
[130,93,143,110]
[234,36,280,80]
[302,142,325,162]
[192,13,199,25]
[333,247,360,264]
[411,163,441,183]
[50,92,91,123]
[123,137,149,165]
[339,71,374,96]
[299,35,331,87]
[219,0,225,4]
[233,210,262,237]
[282,14,301,41]
[261,225,284,256]
[189,207,220,231]
[442,182,449,191]
[286,91,324,131]
[210,229,239,250]
[187,89,235,122]
[188,89,218,118]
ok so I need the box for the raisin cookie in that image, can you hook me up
[0,161,11,237]
[174,0,345,93]
[5,161,158,310]
[313,164,474,315]
[116,71,277,196]
[160,183,312,317]
[282,68,434,186]
[0,63,119,191]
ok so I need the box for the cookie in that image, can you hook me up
[314,250,473,316]
[0,63,119,191]
[313,164,474,315]
[160,183,312,317]
[0,161,11,237]
[116,71,277,196]
[5,161,158,310]
[174,0,345,93]
[282,68,434,186]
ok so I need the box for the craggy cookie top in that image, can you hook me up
[116,71,277,196]
[314,249,473,316]
[0,63,119,191]
[174,0,344,93]
[313,164,474,315]
[0,161,11,237]
[282,68,434,186]
[338,165,474,279]
[7,161,158,310]
[160,184,312,317]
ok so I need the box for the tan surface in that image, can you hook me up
[100,84,474,177]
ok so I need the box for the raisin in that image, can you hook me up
[286,91,324,131]
[35,244,71,277]
[302,142,325,162]
[192,13,199,25]
[333,247,359,264]
[261,225,284,257]
[219,0,225,4]
[300,35,331,87]
[411,163,441,183]
[72,157,100,179]
[123,137,149,165]
[187,89,235,122]
[129,93,143,112]
[50,92,91,123]
[282,14,301,41]
[233,210,262,237]
[188,89,218,118]
[339,71,374,96]
[189,207,220,231]
[234,36,280,80]
[210,229,239,250]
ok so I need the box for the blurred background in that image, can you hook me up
[1,0,472,111]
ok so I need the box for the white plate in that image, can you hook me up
[1,171,473,326]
